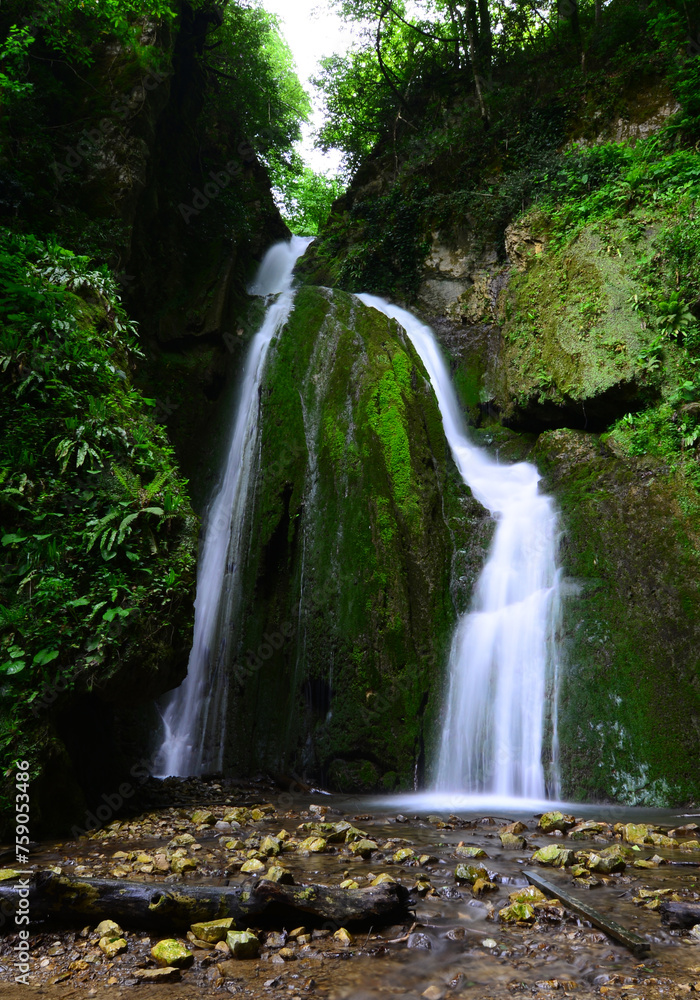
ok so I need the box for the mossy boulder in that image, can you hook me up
[225,286,491,791]
[496,216,662,430]
[535,428,700,805]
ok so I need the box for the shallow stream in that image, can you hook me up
[1,784,699,999]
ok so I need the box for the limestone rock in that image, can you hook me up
[190,918,235,944]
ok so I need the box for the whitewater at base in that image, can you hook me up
[357,294,563,800]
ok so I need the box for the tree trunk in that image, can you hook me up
[477,0,492,72]
[0,872,410,932]
[464,0,489,126]
[595,0,602,27]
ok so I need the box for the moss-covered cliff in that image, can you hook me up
[535,429,700,805]
[224,286,492,792]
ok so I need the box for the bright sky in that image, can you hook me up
[261,0,358,175]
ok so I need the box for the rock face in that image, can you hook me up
[226,286,492,791]
[535,429,700,805]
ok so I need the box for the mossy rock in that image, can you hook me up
[224,286,491,791]
[535,428,700,805]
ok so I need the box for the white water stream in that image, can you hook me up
[155,236,313,776]
[357,294,562,799]
[154,236,561,795]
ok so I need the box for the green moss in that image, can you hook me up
[223,286,491,790]
[535,428,700,805]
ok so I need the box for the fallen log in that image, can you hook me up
[0,872,409,932]
[523,869,650,956]
[659,900,700,929]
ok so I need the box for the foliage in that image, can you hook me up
[0,228,195,771]
[271,156,344,236]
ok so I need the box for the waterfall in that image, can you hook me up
[357,294,562,799]
[155,236,313,777]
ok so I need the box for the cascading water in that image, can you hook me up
[155,236,312,777]
[357,294,562,800]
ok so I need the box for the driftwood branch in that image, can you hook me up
[0,872,409,932]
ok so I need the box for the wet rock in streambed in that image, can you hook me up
[226,930,260,958]
[499,901,536,922]
[151,939,194,968]
[568,820,612,840]
[454,863,489,884]
[350,838,378,858]
[531,845,575,867]
[500,831,527,849]
[537,811,576,834]
[454,844,488,859]
[265,865,295,883]
[333,928,354,947]
[190,918,235,943]
[135,966,182,982]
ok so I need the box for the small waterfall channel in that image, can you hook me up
[357,295,563,800]
[155,236,313,776]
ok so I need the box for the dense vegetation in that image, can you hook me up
[0,0,330,828]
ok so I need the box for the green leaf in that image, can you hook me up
[32,649,59,666]
[1,659,26,675]
[1,534,26,545]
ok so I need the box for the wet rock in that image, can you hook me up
[265,866,295,883]
[498,902,536,922]
[333,928,354,947]
[299,836,327,853]
[670,824,699,838]
[508,886,548,904]
[455,845,488,858]
[169,833,196,847]
[568,821,611,840]
[501,821,528,835]
[586,852,626,874]
[455,863,489,884]
[266,931,286,948]
[288,926,307,939]
[422,986,444,1000]
[224,838,246,851]
[680,840,700,852]
[190,918,235,944]
[191,810,216,825]
[393,847,415,863]
[261,835,282,856]
[648,833,678,848]
[171,855,198,874]
[339,878,360,889]
[278,947,297,960]
[226,930,260,959]
[350,838,378,858]
[309,804,329,816]
[135,967,182,982]
[407,932,432,950]
[619,823,653,845]
[99,936,128,958]
[531,845,574,867]
[473,877,498,895]
[241,858,265,873]
[500,832,527,849]
[95,919,122,938]
[370,873,396,886]
[151,939,194,968]
[538,811,576,834]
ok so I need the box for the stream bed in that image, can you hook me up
[1,780,699,999]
